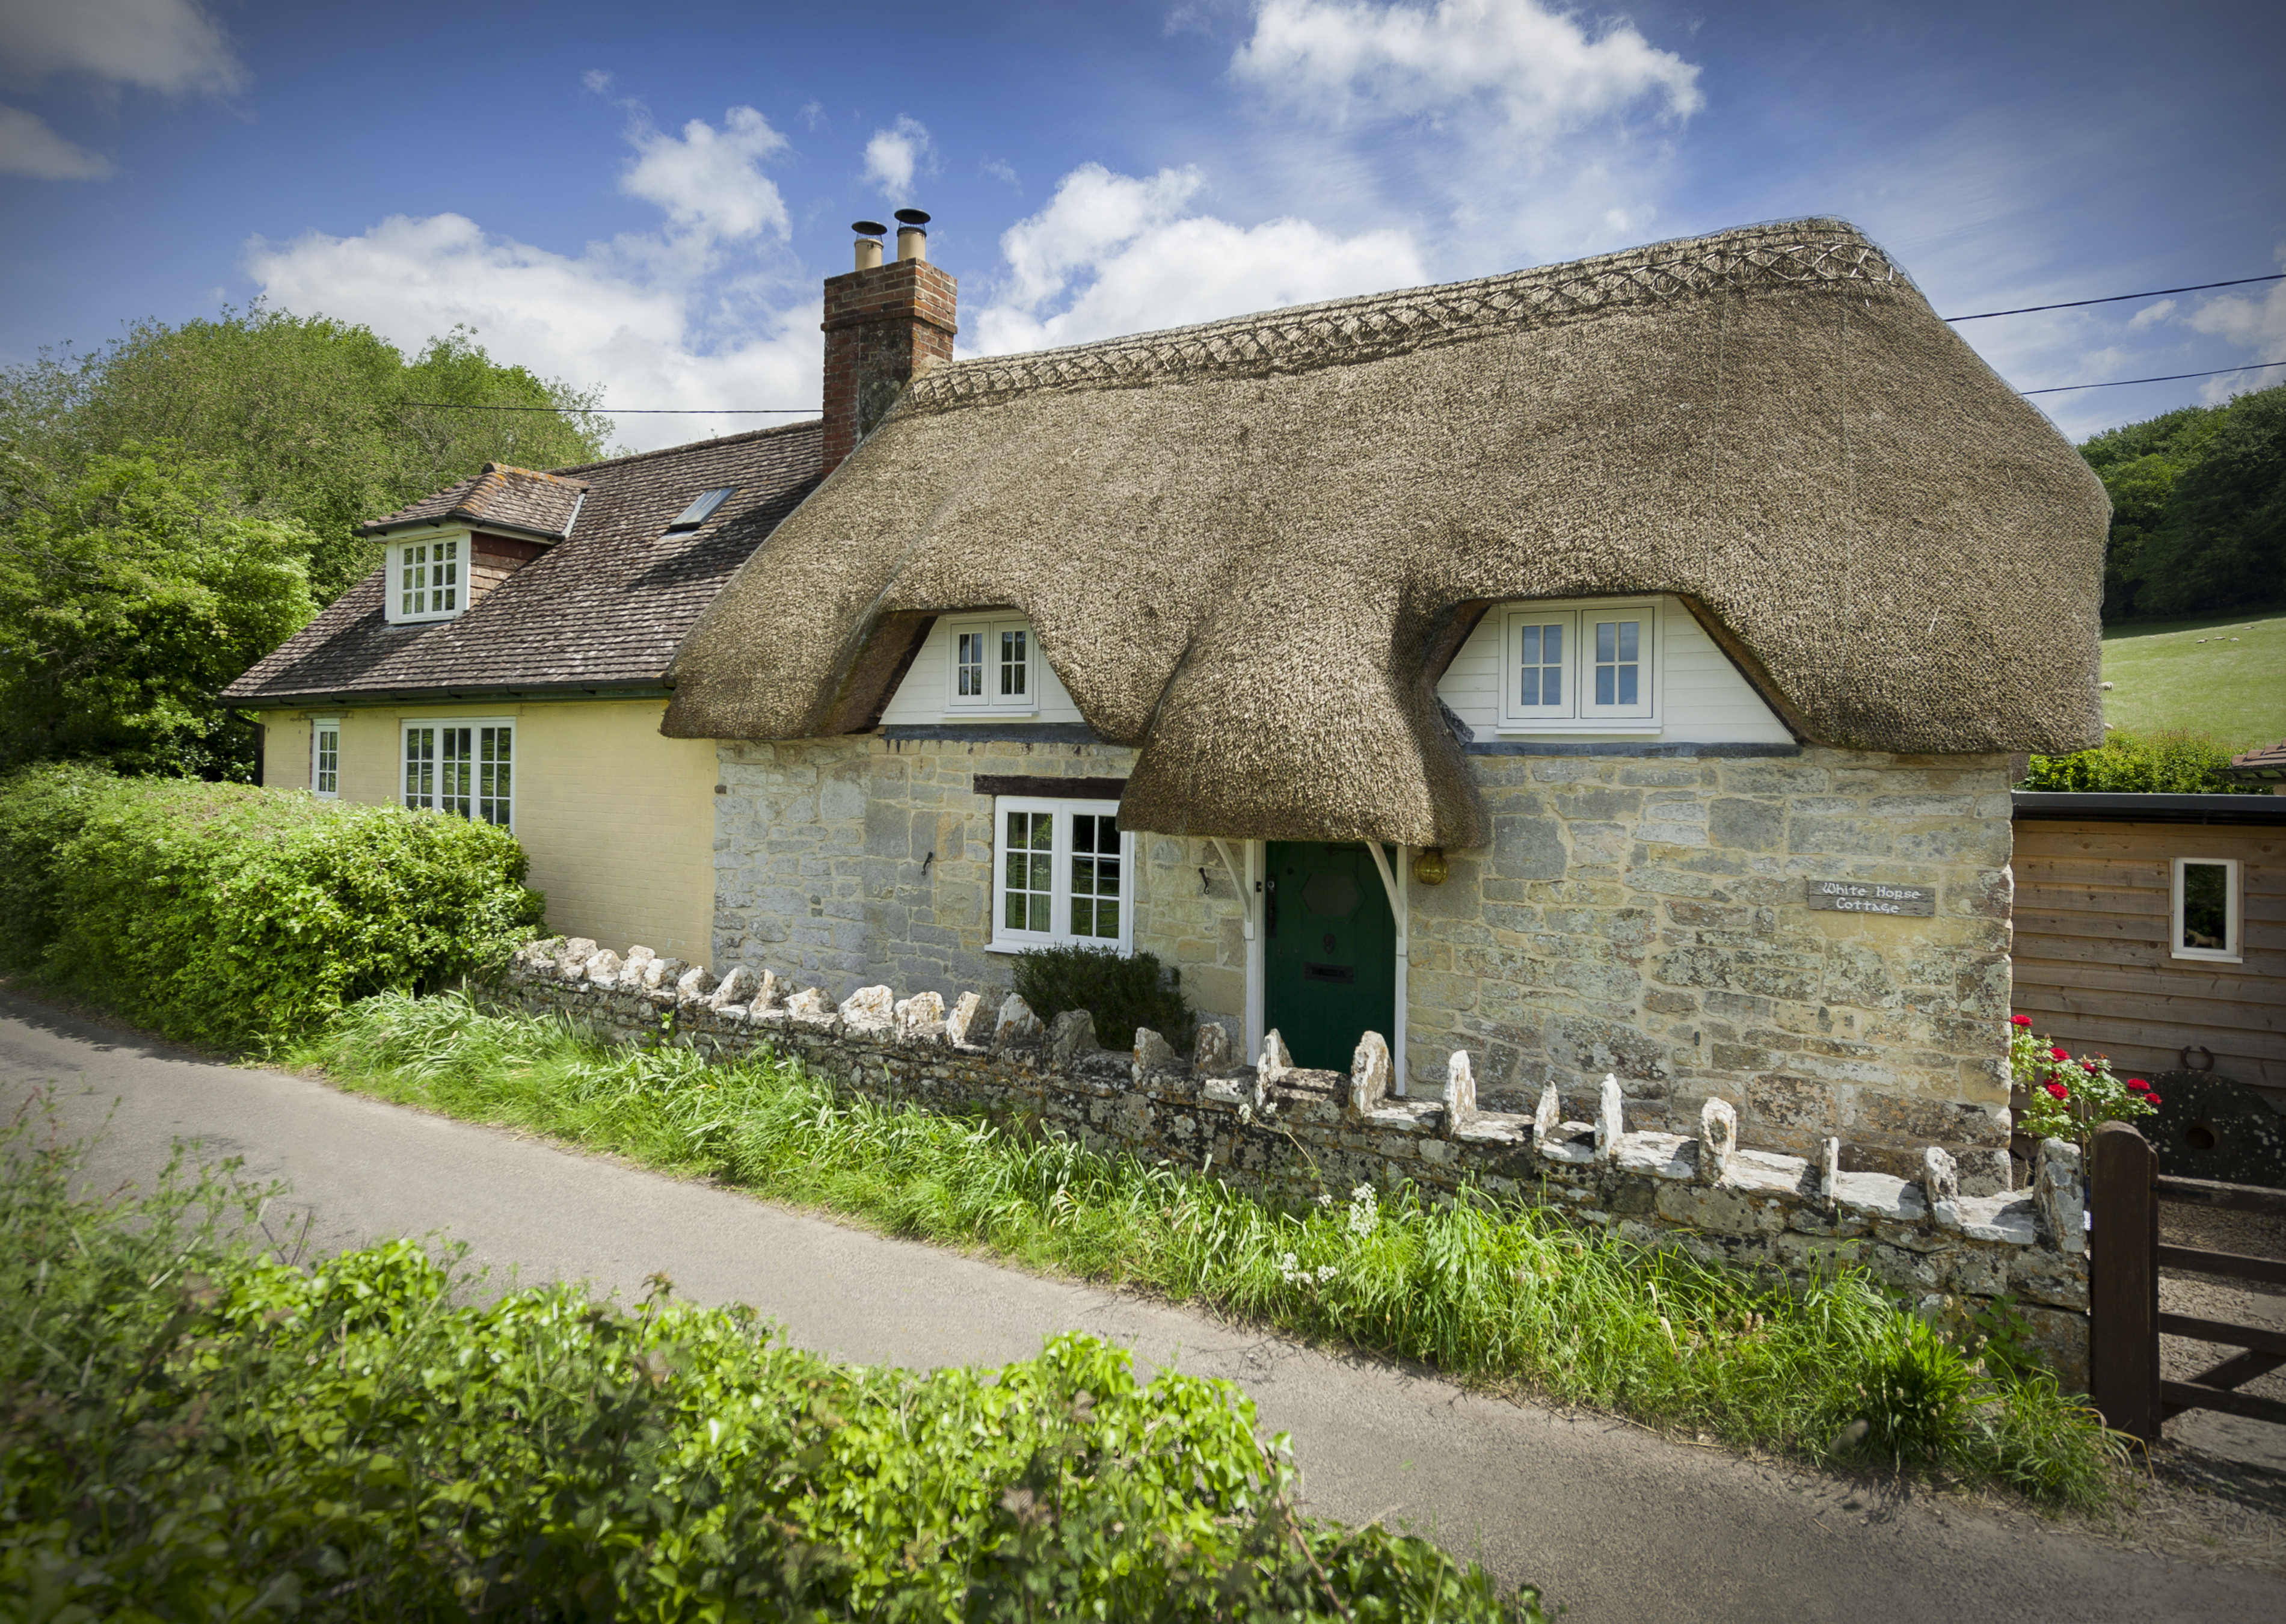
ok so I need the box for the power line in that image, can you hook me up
[1944,273,2283,322]
[2020,359,2286,396]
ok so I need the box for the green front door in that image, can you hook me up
[1264,841,1396,1072]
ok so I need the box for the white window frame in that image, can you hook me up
[945,615,1037,715]
[2171,856,2242,964]
[401,718,516,830]
[1497,597,1661,735]
[311,716,341,798]
[384,532,467,624]
[987,796,1134,955]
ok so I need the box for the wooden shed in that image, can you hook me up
[2011,793,2284,1114]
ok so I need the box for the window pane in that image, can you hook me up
[439,728,472,818]
[1001,629,1027,697]
[1618,621,1638,662]
[404,727,433,808]
[1518,621,1564,709]
[1003,809,1054,934]
[1618,666,1638,705]
[1596,665,1614,706]
[2182,863,2230,951]
[1071,897,1095,937]
[1593,619,1641,710]
[1542,668,1561,706]
[1597,621,1615,662]
[478,727,511,826]
[1520,626,1538,665]
[958,632,984,696]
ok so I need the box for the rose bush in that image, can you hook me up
[2007,1015,2159,1148]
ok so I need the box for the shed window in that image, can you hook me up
[2172,857,2241,962]
[312,717,340,798]
[990,797,1131,953]
[948,617,1035,713]
[403,720,514,828]
[1499,598,1659,732]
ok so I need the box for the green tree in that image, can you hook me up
[0,304,609,602]
[2080,381,2285,620]
[0,447,317,779]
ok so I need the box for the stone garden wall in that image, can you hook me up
[494,933,2092,1386]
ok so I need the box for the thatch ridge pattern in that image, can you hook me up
[908,220,1907,408]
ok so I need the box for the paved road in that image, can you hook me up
[4,988,2278,1622]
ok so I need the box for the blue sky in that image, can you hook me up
[2,0,2280,452]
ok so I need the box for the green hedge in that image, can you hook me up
[0,763,544,1048]
[2020,727,2261,794]
[1013,943,1197,1052]
[0,1108,1543,1621]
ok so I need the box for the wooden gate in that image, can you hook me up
[2087,1120,2286,1439]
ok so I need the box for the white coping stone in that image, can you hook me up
[558,938,598,976]
[706,965,751,1008]
[895,990,945,1040]
[1821,1137,1841,1206]
[1831,1171,1928,1223]
[1729,1148,1811,1196]
[639,956,682,991]
[1259,1029,1294,1082]
[1698,1098,1738,1185]
[678,964,719,1001]
[583,950,622,985]
[2033,1137,2085,1255]
[1444,1049,1476,1130]
[1596,1074,1626,1160]
[1350,1031,1392,1117]
[1615,1132,1694,1180]
[1202,1077,1251,1107]
[1539,1124,1601,1165]
[1454,1115,1528,1146]
[1953,1193,2039,1245]
[1133,1026,1178,1076]
[994,993,1042,1044]
[625,945,657,967]
[1366,1104,1433,1134]
[1194,1021,1234,1074]
[1533,1083,1561,1145]
[784,987,831,1018]
[944,991,983,1047]
[838,985,895,1032]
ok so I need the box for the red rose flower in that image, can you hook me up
[2011,1015,2032,1027]
[2127,1078,2149,1093]
[2145,1095,2163,1107]
[2083,1059,2099,1072]
[2049,1047,2069,1061]
[2044,1081,2069,1100]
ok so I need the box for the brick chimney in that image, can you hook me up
[820,210,956,476]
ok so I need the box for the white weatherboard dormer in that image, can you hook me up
[1437,594,1792,743]
[383,528,469,624]
[876,613,1086,725]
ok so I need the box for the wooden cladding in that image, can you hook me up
[2011,818,2282,1096]
[468,532,549,602]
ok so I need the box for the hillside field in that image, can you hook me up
[2100,609,2286,749]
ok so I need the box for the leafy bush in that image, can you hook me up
[0,1098,1542,1621]
[1013,943,1196,1051]
[2020,727,2260,793]
[300,993,2134,1512]
[0,763,543,1048]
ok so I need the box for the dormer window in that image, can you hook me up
[947,615,1034,713]
[386,537,464,624]
[665,487,735,533]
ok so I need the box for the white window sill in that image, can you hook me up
[1497,725,1663,739]
[986,937,1127,956]
[387,613,463,627]
[2169,949,2243,965]
[944,709,1040,722]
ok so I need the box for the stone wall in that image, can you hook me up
[713,737,2020,1190]
[495,935,2092,1388]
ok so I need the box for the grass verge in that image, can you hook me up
[293,992,2136,1513]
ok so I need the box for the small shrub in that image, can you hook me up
[0,1097,1543,1622]
[1013,942,1196,1051]
[0,763,544,1048]
[2020,727,2259,793]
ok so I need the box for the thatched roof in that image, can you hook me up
[663,218,2108,848]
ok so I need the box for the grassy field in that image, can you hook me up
[2101,609,2286,748]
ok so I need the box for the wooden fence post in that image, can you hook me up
[2089,1122,2160,1441]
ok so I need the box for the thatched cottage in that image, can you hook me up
[666,215,2110,1192]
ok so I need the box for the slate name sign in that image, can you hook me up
[1804,878,1936,917]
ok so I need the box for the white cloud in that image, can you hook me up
[862,115,933,201]
[0,0,244,96]
[971,162,1425,355]
[2124,298,2176,330]
[620,106,791,241]
[581,69,614,95]
[1232,0,1700,137]
[2187,269,2286,352]
[0,103,113,179]
[245,112,822,454]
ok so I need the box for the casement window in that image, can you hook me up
[1498,599,1659,733]
[385,536,464,624]
[311,717,340,798]
[947,617,1035,713]
[990,797,1132,952]
[402,720,514,828]
[2172,857,2242,963]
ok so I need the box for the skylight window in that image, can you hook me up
[665,487,735,532]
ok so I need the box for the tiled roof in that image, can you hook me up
[361,463,591,538]
[224,423,822,704]
[2228,740,2286,778]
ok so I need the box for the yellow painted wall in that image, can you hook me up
[257,699,716,959]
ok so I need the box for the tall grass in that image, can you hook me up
[297,992,2133,1510]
